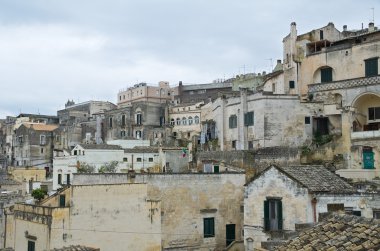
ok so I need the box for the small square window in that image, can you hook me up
[373,210,380,219]
[305,117,311,124]
[137,158,142,162]
[123,158,128,162]
[289,81,295,89]
[149,157,153,162]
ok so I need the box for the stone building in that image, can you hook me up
[73,172,245,251]
[13,123,58,170]
[168,101,203,142]
[176,81,233,104]
[117,81,176,107]
[103,101,167,145]
[202,89,314,151]
[244,165,379,250]
[4,183,161,251]
[282,22,380,179]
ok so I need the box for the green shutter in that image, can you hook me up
[264,200,270,231]
[277,200,283,230]
[59,195,66,207]
[321,68,332,83]
[365,58,378,77]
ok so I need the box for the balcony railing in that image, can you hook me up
[351,130,380,140]
[308,75,380,93]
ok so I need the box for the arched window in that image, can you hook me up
[321,67,333,83]
[188,116,193,125]
[194,116,200,124]
[176,118,181,125]
[170,118,175,126]
[182,117,187,125]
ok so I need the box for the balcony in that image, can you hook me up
[351,130,380,141]
[308,75,380,93]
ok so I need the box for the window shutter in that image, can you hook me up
[264,200,270,231]
[244,113,248,126]
[277,200,283,230]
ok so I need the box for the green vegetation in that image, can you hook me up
[31,188,47,201]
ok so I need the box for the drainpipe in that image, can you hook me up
[311,197,318,223]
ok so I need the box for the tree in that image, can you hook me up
[31,188,47,201]
[77,162,95,173]
[98,161,118,173]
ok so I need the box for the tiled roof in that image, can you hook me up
[50,246,99,251]
[276,214,380,251]
[124,146,159,153]
[278,165,356,194]
[79,144,122,150]
[23,123,59,131]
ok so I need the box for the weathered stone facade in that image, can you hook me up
[73,173,245,251]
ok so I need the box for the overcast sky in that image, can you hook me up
[0,0,379,118]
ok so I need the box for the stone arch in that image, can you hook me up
[351,92,380,131]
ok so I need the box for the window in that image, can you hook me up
[66,174,70,185]
[123,157,128,162]
[137,157,142,162]
[305,116,311,124]
[58,174,62,185]
[182,117,187,125]
[368,107,380,121]
[136,113,142,125]
[170,118,175,126]
[18,136,23,143]
[289,81,295,89]
[327,203,344,212]
[40,148,44,154]
[160,116,165,127]
[121,114,126,127]
[73,150,77,156]
[28,241,35,251]
[248,141,253,150]
[176,118,181,125]
[149,157,153,162]
[264,199,283,231]
[232,140,237,149]
[121,131,126,137]
[229,115,237,128]
[194,116,200,124]
[272,83,276,93]
[59,195,66,207]
[188,116,193,125]
[321,67,333,83]
[244,112,254,126]
[109,117,113,128]
[373,210,380,219]
[365,58,378,77]
[320,30,324,40]
[136,130,141,139]
[40,135,46,145]
[203,217,215,238]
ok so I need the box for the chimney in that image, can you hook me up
[369,22,375,32]
[290,22,297,37]
[343,25,347,32]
